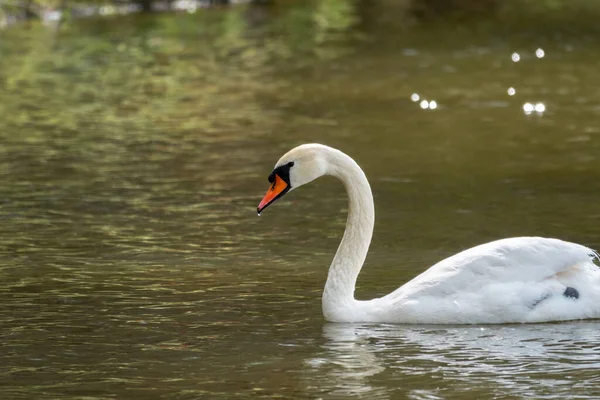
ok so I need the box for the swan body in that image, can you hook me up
[257,144,600,324]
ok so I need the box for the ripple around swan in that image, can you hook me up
[304,323,600,399]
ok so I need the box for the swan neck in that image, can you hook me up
[322,150,375,321]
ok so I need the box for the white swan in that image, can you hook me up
[257,144,600,324]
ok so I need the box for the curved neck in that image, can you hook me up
[321,149,375,321]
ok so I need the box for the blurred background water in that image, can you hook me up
[2,1,600,398]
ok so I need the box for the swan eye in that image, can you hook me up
[268,162,294,185]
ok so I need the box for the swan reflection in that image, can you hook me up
[307,322,600,399]
[306,324,388,399]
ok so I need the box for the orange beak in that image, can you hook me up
[257,174,289,214]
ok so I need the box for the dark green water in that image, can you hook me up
[2,2,600,399]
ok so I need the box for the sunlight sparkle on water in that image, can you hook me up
[523,102,546,115]
[418,99,438,110]
[536,48,545,58]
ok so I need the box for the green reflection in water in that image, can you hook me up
[2,1,600,399]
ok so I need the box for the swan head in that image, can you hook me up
[257,144,329,214]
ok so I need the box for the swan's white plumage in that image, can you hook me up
[373,237,600,324]
[262,144,600,324]
[394,237,595,299]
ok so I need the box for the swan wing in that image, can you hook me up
[396,237,598,300]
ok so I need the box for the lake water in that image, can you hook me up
[2,2,600,399]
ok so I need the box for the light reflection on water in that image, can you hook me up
[316,323,600,399]
[3,1,600,399]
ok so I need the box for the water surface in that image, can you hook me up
[2,2,600,399]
